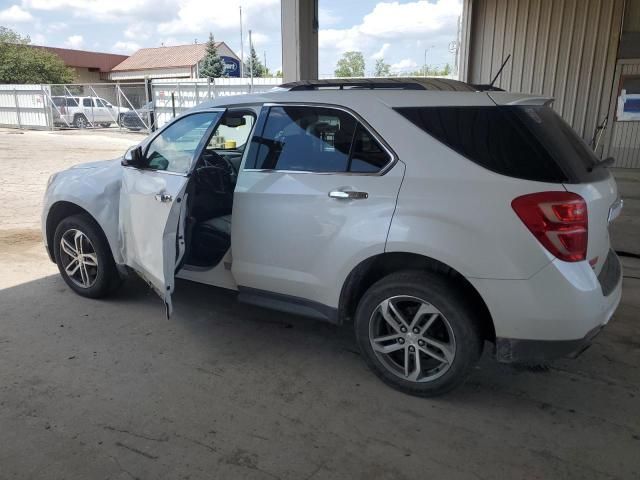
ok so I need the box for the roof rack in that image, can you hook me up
[279,78,480,92]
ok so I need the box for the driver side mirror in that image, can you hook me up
[122,145,144,168]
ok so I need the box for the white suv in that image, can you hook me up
[42,79,623,396]
[51,96,130,128]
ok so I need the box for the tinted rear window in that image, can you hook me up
[395,106,606,183]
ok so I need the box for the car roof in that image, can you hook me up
[192,77,551,112]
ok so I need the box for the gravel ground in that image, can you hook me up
[0,128,639,480]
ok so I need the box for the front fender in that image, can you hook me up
[43,160,123,264]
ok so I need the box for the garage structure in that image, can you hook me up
[280,0,640,168]
[458,0,640,167]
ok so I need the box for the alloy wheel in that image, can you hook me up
[369,295,456,382]
[59,229,99,288]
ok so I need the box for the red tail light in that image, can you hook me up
[511,191,588,262]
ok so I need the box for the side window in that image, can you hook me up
[252,106,357,172]
[395,106,568,183]
[82,98,92,107]
[246,105,391,173]
[349,124,389,173]
[145,112,221,174]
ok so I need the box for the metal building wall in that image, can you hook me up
[465,0,625,150]
[606,61,640,168]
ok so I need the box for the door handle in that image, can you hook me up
[328,190,368,200]
[155,192,173,203]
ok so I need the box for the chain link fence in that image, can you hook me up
[0,78,282,133]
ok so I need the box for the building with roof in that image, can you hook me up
[34,45,129,83]
[108,43,241,81]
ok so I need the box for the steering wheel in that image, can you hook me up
[195,150,238,191]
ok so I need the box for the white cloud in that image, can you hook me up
[64,34,83,49]
[319,7,341,27]
[371,43,390,60]
[113,40,141,53]
[359,0,461,38]
[249,32,269,47]
[0,5,33,22]
[156,0,279,35]
[319,0,461,76]
[31,33,46,44]
[391,58,418,72]
[124,23,150,41]
[46,21,67,32]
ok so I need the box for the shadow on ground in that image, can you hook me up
[1,267,639,479]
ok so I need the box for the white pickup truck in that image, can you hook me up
[51,96,130,128]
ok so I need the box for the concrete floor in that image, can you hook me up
[1,129,639,479]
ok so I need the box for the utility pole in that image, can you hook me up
[249,29,254,91]
[423,45,435,77]
[423,49,427,77]
[239,6,244,77]
[264,51,267,76]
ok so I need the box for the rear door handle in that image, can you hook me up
[155,192,173,203]
[328,190,368,200]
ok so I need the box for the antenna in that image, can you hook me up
[489,54,511,88]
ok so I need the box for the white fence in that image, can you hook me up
[152,78,281,128]
[0,77,283,131]
[0,84,50,128]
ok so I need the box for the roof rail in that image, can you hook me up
[279,78,479,92]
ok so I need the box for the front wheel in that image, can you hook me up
[355,271,483,397]
[53,214,121,298]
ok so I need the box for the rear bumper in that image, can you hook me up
[471,250,622,362]
[495,325,604,363]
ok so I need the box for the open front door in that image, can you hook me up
[118,110,224,315]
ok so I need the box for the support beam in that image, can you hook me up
[281,0,319,82]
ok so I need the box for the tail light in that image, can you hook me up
[511,191,588,262]
[60,105,66,114]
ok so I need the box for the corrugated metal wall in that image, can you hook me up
[607,61,640,168]
[466,0,625,147]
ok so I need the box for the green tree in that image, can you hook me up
[442,63,452,76]
[199,32,225,79]
[0,27,75,84]
[373,58,391,77]
[244,45,265,78]
[334,51,365,77]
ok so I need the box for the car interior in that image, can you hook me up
[182,110,255,269]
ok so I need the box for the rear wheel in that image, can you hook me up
[74,114,88,128]
[53,214,121,298]
[354,271,483,397]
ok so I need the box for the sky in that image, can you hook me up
[0,0,463,77]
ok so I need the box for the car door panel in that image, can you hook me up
[232,104,404,309]
[119,169,188,314]
[118,110,224,314]
[232,166,404,308]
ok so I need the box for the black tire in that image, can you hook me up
[354,271,483,397]
[73,114,88,128]
[53,214,121,298]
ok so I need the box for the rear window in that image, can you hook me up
[395,105,606,183]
